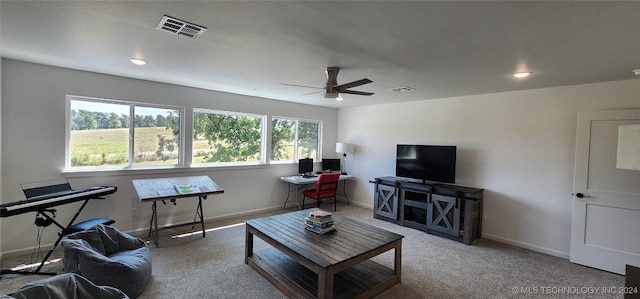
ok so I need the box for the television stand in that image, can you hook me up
[371,176,483,245]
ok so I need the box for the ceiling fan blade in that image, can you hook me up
[334,78,372,91]
[340,90,374,96]
[280,83,322,89]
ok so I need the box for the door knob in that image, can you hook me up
[574,193,591,198]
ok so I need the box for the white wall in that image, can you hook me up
[338,79,640,258]
[0,58,3,250]
[0,59,338,255]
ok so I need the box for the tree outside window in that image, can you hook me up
[191,109,265,165]
[271,117,321,162]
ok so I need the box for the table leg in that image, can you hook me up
[338,180,350,205]
[198,195,205,237]
[149,201,159,247]
[395,240,402,282]
[244,225,253,264]
[283,182,304,210]
[295,184,301,209]
[283,183,292,209]
[317,268,335,299]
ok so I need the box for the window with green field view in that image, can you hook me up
[192,109,266,165]
[67,97,182,169]
[271,117,321,162]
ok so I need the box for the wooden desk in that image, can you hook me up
[132,175,224,247]
[280,174,354,209]
[245,209,403,299]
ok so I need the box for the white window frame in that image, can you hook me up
[270,116,322,163]
[191,108,267,167]
[65,95,185,170]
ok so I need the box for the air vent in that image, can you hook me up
[156,15,206,39]
[389,86,416,92]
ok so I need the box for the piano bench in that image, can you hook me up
[63,218,115,235]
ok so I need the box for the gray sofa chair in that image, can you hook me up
[61,224,151,298]
[0,273,128,299]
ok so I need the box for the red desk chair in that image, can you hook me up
[302,173,341,211]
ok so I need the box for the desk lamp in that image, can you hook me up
[336,142,355,175]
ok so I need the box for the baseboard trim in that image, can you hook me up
[349,201,373,209]
[1,205,288,261]
[346,202,570,259]
[126,204,289,237]
[348,200,569,260]
[482,232,570,259]
[1,246,63,261]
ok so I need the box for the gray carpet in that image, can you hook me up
[1,204,624,298]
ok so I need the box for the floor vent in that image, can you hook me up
[156,15,206,39]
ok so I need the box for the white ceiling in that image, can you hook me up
[1,1,639,108]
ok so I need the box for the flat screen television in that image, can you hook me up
[396,144,456,184]
[298,158,314,176]
[321,158,341,172]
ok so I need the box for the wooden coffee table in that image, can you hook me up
[245,209,404,299]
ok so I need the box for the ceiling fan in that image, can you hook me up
[282,67,374,99]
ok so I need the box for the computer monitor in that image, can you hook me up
[322,158,341,172]
[298,158,313,175]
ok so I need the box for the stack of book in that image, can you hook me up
[304,209,336,234]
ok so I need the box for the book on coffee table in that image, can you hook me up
[304,223,337,234]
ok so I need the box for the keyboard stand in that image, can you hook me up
[1,198,99,277]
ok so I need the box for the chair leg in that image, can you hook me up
[334,196,337,211]
[302,196,306,209]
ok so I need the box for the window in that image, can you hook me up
[192,108,266,165]
[66,96,183,169]
[271,117,321,162]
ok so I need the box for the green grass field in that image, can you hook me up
[70,127,315,166]
[70,127,182,166]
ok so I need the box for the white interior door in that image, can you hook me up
[571,109,640,275]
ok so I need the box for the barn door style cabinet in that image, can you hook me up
[372,176,483,245]
[373,179,399,222]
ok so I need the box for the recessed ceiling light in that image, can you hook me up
[513,72,532,78]
[130,58,147,66]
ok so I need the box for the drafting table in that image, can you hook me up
[132,175,223,247]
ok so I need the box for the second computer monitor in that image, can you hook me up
[322,158,341,172]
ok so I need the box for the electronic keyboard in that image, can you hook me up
[0,186,116,217]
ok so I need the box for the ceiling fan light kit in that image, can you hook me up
[324,91,339,99]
